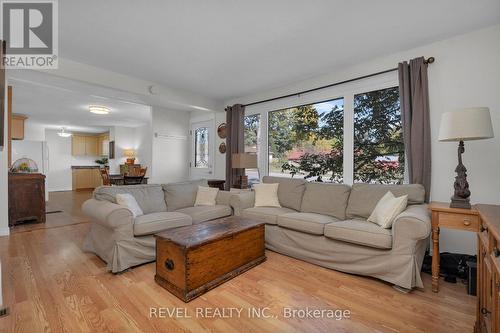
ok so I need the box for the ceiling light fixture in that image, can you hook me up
[57,127,72,137]
[89,105,110,115]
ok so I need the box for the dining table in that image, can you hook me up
[109,174,149,185]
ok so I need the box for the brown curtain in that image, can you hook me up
[225,104,245,190]
[398,57,431,202]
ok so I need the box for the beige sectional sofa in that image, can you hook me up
[231,176,431,290]
[82,180,231,272]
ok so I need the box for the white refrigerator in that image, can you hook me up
[11,140,50,201]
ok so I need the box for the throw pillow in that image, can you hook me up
[367,191,408,228]
[116,193,143,218]
[194,186,219,206]
[254,183,281,208]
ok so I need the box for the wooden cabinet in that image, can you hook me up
[85,136,99,156]
[11,114,27,140]
[72,133,108,156]
[72,135,87,155]
[8,173,46,226]
[72,168,102,190]
[476,205,500,333]
[493,260,500,332]
[97,133,109,156]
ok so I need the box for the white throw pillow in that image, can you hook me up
[367,191,408,229]
[254,183,281,208]
[194,186,219,206]
[116,193,143,218]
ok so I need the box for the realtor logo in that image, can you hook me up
[1,0,58,69]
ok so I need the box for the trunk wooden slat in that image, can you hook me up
[155,216,266,302]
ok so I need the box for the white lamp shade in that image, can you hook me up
[438,107,494,142]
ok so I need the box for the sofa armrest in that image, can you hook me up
[82,199,134,229]
[392,204,431,241]
[216,191,232,206]
[230,191,255,216]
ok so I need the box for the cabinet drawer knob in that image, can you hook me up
[463,220,471,226]
[481,307,491,316]
[165,259,174,271]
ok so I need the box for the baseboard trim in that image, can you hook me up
[0,228,10,237]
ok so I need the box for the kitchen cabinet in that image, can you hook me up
[97,133,109,156]
[72,135,87,155]
[11,114,27,140]
[72,168,102,190]
[72,133,108,156]
[85,136,99,156]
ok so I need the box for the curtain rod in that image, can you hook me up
[242,57,435,108]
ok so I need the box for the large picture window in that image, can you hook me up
[244,114,261,184]
[268,98,344,182]
[353,87,404,184]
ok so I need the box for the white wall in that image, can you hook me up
[108,126,137,174]
[134,123,153,177]
[46,129,101,191]
[22,120,46,141]
[0,80,9,236]
[224,24,500,255]
[107,122,153,175]
[150,106,190,184]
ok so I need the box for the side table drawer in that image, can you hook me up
[439,212,479,231]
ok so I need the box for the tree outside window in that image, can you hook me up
[265,86,403,184]
[353,87,404,184]
[268,99,344,182]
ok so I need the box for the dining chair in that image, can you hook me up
[99,168,111,186]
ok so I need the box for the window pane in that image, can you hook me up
[194,127,209,168]
[244,114,260,184]
[268,98,344,182]
[353,87,404,184]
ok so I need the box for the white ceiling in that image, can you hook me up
[10,74,151,133]
[58,0,500,101]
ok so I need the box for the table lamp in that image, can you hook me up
[232,153,258,189]
[123,149,136,165]
[438,107,494,209]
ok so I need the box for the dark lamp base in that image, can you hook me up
[450,196,471,210]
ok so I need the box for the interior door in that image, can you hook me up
[190,121,213,179]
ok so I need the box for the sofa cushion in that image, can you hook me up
[162,179,208,211]
[94,184,167,214]
[262,176,306,211]
[278,213,338,235]
[133,212,192,236]
[176,205,232,224]
[242,207,296,225]
[324,219,392,249]
[300,182,351,220]
[254,183,281,207]
[346,183,425,219]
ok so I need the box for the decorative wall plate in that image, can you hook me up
[218,142,227,154]
[217,123,227,139]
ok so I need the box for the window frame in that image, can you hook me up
[244,71,399,185]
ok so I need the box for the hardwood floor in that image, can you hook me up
[10,190,92,234]
[0,192,476,332]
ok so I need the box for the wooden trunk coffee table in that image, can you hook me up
[155,216,266,302]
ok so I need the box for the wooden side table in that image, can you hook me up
[429,202,480,292]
